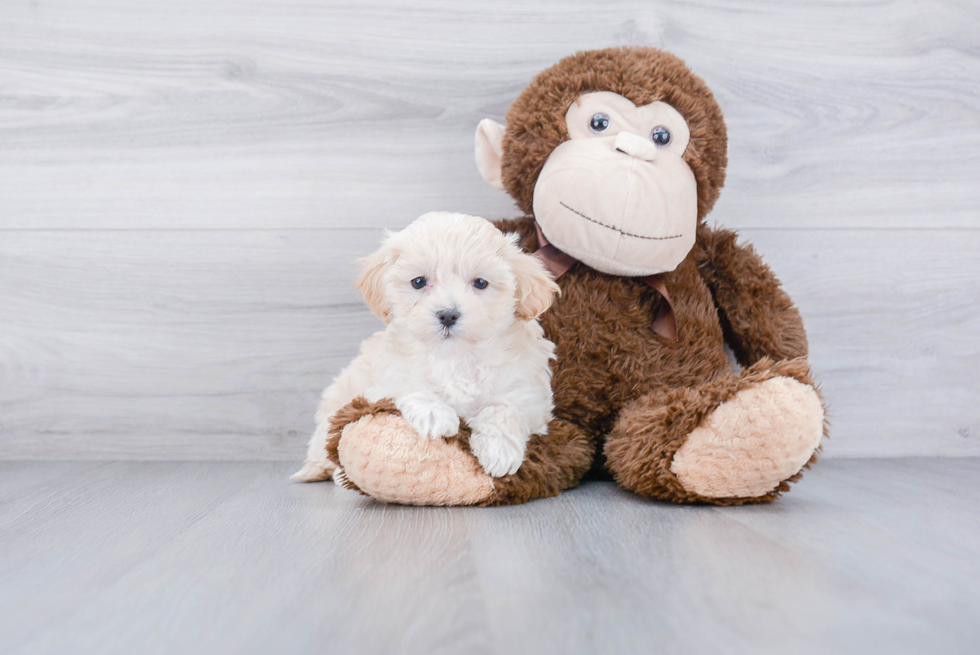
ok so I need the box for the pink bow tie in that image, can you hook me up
[532,222,678,342]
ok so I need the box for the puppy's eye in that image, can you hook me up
[411,276,427,289]
[650,126,671,146]
[589,113,610,134]
[472,278,488,290]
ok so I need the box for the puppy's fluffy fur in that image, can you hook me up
[293,212,560,483]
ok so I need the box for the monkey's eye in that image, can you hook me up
[411,276,427,289]
[650,126,671,146]
[588,113,610,134]
[472,278,488,290]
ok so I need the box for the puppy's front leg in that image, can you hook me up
[395,392,460,439]
[467,405,530,478]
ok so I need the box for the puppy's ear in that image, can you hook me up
[505,239,560,321]
[355,243,395,323]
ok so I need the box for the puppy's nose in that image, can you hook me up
[437,309,460,328]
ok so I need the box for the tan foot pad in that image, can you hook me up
[670,376,824,499]
[337,413,495,506]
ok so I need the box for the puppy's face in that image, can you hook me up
[356,212,558,343]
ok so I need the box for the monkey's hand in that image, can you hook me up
[696,224,808,366]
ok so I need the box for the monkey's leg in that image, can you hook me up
[326,398,595,506]
[604,358,825,505]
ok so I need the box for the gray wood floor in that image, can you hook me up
[2,458,978,655]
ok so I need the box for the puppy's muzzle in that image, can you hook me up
[436,309,460,329]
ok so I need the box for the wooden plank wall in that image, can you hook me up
[1,0,978,459]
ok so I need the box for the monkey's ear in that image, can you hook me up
[475,118,505,190]
[354,244,395,323]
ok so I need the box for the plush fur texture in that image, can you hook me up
[322,47,826,506]
[293,212,558,482]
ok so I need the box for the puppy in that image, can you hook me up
[293,211,560,483]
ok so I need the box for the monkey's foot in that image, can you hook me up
[335,411,494,506]
[670,375,824,499]
[605,358,825,504]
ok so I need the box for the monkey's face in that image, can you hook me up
[531,92,698,276]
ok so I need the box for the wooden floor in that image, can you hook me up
[2,458,978,654]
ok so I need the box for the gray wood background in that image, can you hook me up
[1,0,978,460]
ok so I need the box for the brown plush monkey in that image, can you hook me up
[317,47,826,506]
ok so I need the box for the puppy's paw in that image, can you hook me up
[468,406,528,478]
[469,430,524,477]
[397,396,460,439]
[292,459,334,483]
[292,422,336,482]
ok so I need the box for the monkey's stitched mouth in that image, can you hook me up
[559,201,682,241]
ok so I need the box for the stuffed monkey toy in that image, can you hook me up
[301,46,826,506]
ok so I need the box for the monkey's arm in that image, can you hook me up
[694,224,808,366]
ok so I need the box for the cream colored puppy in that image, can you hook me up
[293,212,559,483]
